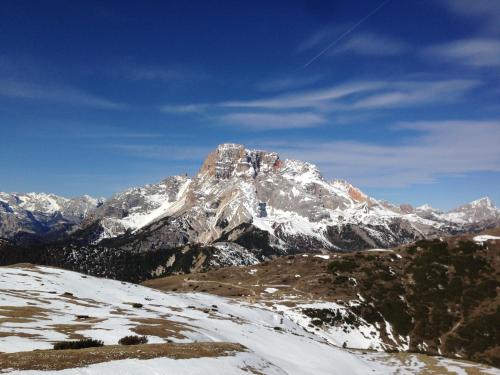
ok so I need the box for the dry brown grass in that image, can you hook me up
[129,317,192,340]
[0,342,245,371]
[0,306,50,324]
[143,227,500,308]
[143,254,339,303]
[50,319,104,340]
[0,332,41,339]
[383,352,498,375]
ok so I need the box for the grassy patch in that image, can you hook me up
[0,342,245,371]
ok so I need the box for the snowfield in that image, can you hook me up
[1,265,499,374]
[273,301,405,351]
[473,235,500,243]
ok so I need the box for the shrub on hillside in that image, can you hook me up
[118,335,148,345]
[333,275,349,284]
[328,258,358,273]
[53,338,103,350]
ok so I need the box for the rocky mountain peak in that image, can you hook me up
[416,204,437,212]
[441,196,498,224]
[470,197,493,208]
[399,204,414,214]
[197,143,280,180]
[452,196,495,212]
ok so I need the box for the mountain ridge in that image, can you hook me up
[1,143,499,252]
[59,143,500,253]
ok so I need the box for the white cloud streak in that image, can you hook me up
[439,0,500,33]
[161,78,480,130]
[107,144,212,161]
[221,79,480,112]
[330,33,408,56]
[221,81,386,110]
[298,28,407,62]
[220,112,326,130]
[159,103,209,114]
[0,79,126,110]
[267,120,500,187]
[423,38,500,68]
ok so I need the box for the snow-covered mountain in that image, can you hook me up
[1,144,499,253]
[82,176,190,242]
[0,192,101,243]
[440,197,500,225]
[80,143,500,253]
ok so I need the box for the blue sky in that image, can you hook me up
[1,0,499,210]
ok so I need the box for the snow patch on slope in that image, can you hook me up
[0,265,382,374]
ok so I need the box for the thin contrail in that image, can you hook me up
[303,0,392,68]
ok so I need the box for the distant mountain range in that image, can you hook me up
[0,192,101,243]
[1,143,499,280]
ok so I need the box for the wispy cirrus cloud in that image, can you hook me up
[159,103,209,114]
[265,120,500,187]
[106,144,211,161]
[118,63,209,84]
[220,112,326,130]
[296,27,338,53]
[345,80,480,109]
[221,79,480,112]
[330,33,408,56]
[422,38,500,68]
[439,0,500,33]
[298,29,408,57]
[7,122,164,140]
[221,81,385,110]
[0,78,127,110]
[159,78,481,130]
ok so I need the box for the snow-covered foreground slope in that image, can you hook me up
[1,265,499,375]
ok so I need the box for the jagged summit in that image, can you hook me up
[449,196,495,214]
[416,204,437,212]
[197,143,281,180]
[468,196,494,207]
[442,196,498,224]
